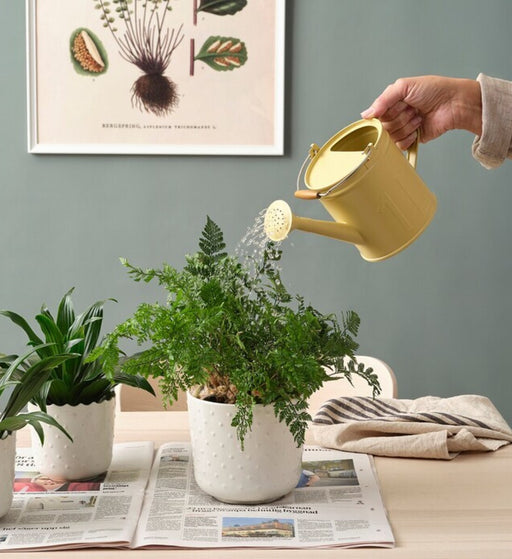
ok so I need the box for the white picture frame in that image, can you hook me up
[26,0,285,155]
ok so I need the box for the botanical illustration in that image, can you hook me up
[70,28,108,75]
[195,0,247,17]
[84,0,248,116]
[29,0,282,153]
[92,0,185,116]
[192,36,247,74]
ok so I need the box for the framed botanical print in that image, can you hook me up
[26,0,285,155]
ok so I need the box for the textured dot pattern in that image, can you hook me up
[264,201,293,241]
[187,394,303,504]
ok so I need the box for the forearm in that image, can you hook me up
[452,78,482,136]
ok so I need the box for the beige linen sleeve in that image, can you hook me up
[472,73,512,169]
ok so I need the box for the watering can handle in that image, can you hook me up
[407,130,420,168]
[295,145,318,194]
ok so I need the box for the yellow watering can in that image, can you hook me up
[264,118,437,262]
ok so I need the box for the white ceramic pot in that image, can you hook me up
[0,433,16,518]
[187,393,303,504]
[29,398,115,480]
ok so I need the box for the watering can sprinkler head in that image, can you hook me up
[263,200,294,242]
[263,200,364,245]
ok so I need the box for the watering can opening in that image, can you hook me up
[330,125,379,153]
[305,124,380,192]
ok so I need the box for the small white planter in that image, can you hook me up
[29,398,115,480]
[187,393,303,504]
[0,433,16,518]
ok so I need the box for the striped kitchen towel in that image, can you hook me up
[310,394,512,459]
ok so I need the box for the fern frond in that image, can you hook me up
[198,216,227,260]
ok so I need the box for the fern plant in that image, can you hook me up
[0,346,73,442]
[92,217,380,446]
[0,290,154,409]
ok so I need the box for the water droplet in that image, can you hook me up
[235,208,284,280]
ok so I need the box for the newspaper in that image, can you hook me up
[0,443,394,551]
[0,442,153,551]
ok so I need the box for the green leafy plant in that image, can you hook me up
[0,347,73,443]
[92,217,380,447]
[0,289,154,410]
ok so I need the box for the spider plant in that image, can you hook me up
[0,346,73,443]
[0,289,154,410]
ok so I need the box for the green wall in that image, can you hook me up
[2,1,512,424]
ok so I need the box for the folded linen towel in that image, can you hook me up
[310,394,512,459]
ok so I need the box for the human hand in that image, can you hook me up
[361,75,482,150]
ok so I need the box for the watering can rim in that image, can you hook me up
[303,118,384,193]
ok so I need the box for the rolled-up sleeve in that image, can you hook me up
[472,73,512,169]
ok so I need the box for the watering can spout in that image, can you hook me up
[264,200,363,245]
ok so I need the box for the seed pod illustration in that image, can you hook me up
[70,29,108,75]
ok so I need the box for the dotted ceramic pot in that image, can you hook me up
[187,392,303,504]
[0,433,16,518]
[29,399,115,481]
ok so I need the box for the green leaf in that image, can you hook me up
[45,378,73,405]
[0,310,45,349]
[57,288,76,334]
[0,345,53,389]
[113,371,156,395]
[82,312,105,356]
[2,354,77,418]
[72,379,113,405]
[198,216,227,258]
[0,411,72,444]
[194,36,247,72]
[0,416,30,432]
[35,313,65,351]
[197,0,247,16]
[28,419,44,444]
